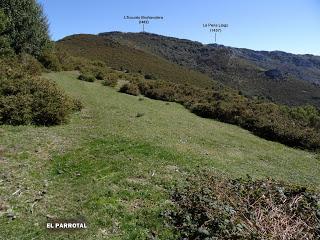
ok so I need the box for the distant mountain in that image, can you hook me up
[58,32,320,108]
[100,32,320,83]
[232,48,320,84]
[99,32,320,107]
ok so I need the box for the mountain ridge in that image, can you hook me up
[58,31,320,108]
[99,31,320,84]
[99,31,320,58]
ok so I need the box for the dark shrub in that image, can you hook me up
[71,98,83,112]
[55,48,84,71]
[101,73,118,87]
[101,79,117,87]
[38,49,62,71]
[91,60,106,68]
[0,76,77,126]
[167,173,320,239]
[265,68,283,79]
[21,54,43,75]
[286,105,320,128]
[95,71,106,80]
[136,112,145,118]
[78,74,95,82]
[29,78,75,125]
[190,102,216,118]
[0,55,42,78]
[0,94,33,125]
[119,83,140,96]
[144,73,157,80]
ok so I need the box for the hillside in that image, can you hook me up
[57,34,215,88]
[0,71,319,239]
[99,32,320,108]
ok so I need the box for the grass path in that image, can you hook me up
[0,71,319,239]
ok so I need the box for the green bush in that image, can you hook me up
[0,76,78,126]
[144,73,157,80]
[38,48,62,71]
[78,74,95,82]
[71,98,84,112]
[95,71,105,80]
[0,55,42,78]
[20,54,43,75]
[0,94,33,125]
[167,173,320,239]
[55,47,84,71]
[101,73,119,87]
[286,105,320,128]
[119,83,140,96]
[101,79,117,87]
[136,112,145,118]
[190,102,216,118]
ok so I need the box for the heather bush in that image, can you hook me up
[38,48,62,71]
[144,73,157,80]
[167,173,320,239]
[119,83,140,96]
[190,102,216,118]
[0,76,78,125]
[95,71,106,80]
[0,55,42,78]
[78,73,95,82]
[71,98,84,112]
[101,78,117,87]
[20,54,43,75]
[136,112,145,118]
[55,48,85,71]
[286,105,320,129]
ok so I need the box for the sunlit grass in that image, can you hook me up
[0,71,318,239]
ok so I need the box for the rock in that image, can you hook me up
[43,180,49,188]
[46,214,56,219]
[0,145,6,154]
[265,69,283,79]
[6,211,16,220]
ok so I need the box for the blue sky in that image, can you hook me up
[38,0,320,55]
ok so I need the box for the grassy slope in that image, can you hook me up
[57,34,215,88]
[0,72,319,239]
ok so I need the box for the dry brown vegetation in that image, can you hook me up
[168,173,320,239]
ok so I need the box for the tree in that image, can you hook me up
[0,0,50,57]
[0,9,11,55]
